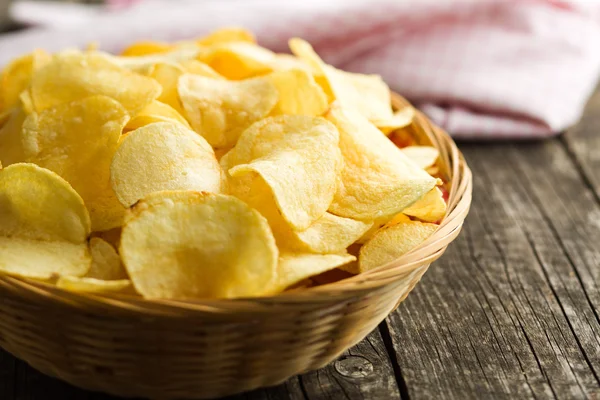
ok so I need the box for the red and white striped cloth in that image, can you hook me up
[2,0,600,139]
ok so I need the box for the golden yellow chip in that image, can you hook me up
[403,187,447,222]
[92,228,122,250]
[111,122,222,207]
[56,276,131,293]
[179,59,223,78]
[269,54,314,73]
[274,252,356,291]
[0,163,91,279]
[355,213,412,246]
[87,237,128,280]
[289,38,393,122]
[196,27,256,46]
[108,47,201,74]
[325,104,436,221]
[120,41,172,57]
[226,115,342,230]
[29,50,161,115]
[267,69,328,116]
[178,74,278,148]
[22,95,130,231]
[200,42,276,80]
[401,146,439,169]
[374,107,416,134]
[358,220,438,272]
[1,50,50,111]
[125,100,190,131]
[120,191,279,299]
[0,108,26,166]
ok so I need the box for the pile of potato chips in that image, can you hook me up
[0,28,447,300]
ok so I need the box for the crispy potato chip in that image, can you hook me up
[267,69,328,116]
[179,59,222,78]
[22,95,130,231]
[196,27,256,46]
[401,146,439,169]
[200,42,276,80]
[325,104,436,221]
[92,228,122,250]
[226,115,342,230]
[356,213,413,245]
[0,108,26,166]
[273,252,355,291]
[57,276,131,293]
[108,47,201,74]
[87,237,128,280]
[269,54,314,73]
[402,187,447,222]
[1,50,50,111]
[111,122,222,207]
[30,50,161,115]
[359,221,438,272]
[120,191,279,299]
[289,38,393,122]
[374,107,415,134]
[0,163,91,279]
[178,74,278,148]
[126,100,190,131]
[120,41,172,57]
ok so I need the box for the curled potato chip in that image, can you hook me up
[120,191,279,299]
[29,50,161,115]
[267,69,328,116]
[120,41,172,57]
[1,50,50,111]
[196,27,256,46]
[200,42,276,80]
[359,220,438,272]
[374,107,415,134]
[179,59,222,78]
[274,252,356,292]
[355,213,412,246]
[226,115,342,230]
[111,122,222,207]
[325,104,437,221]
[403,187,447,222]
[0,163,91,279]
[125,100,190,131]
[57,276,131,293]
[0,108,26,166]
[178,74,278,148]
[289,38,393,122]
[87,237,128,280]
[401,146,439,169]
[22,95,130,231]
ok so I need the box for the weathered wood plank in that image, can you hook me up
[384,138,600,399]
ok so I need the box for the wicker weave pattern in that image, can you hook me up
[0,93,472,399]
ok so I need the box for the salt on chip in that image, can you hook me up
[401,146,439,169]
[0,108,26,167]
[22,95,130,231]
[120,191,279,299]
[111,122,223,207]
[402,187,447,223]
[226,115,342,230]
[267,69,328,116]
[196,27,256,46]
[289,38,393,122]
[325,104,437,221]
[1,50,50,111]
[200,42,277,80]
[87,237,128,280]
[178,74,278,148]
[273,252,356,292]
[358,220,438,272]
[126,100,190,131]
[29,50,161,115]
[57,276,131,293]
[0,163,91,279]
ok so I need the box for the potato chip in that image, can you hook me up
[269,54,314,73]
[200,42,277,80]
[267,69,328,116]
[226,115,342,230]
[125,100,190,131]
[179,59,222,78]
[22,95,130,231]
[325,104,437,221]
[29,50,161,115]
[0,163,91,279]
[0,108,26,166]
[108,47,201,74]
[402,187,447,222]
[111,122,222,207]
[178,74,278,148]
[359,220,438,272]
[196,27,256,46]
[401,146,439,169]
[289,38,393,122]
[120,41,172,57]
[1,50,50,111]
[120,191,279,299]
[273,252,356,291]
[87,237,128,280]
[374,107,415,134]
[92,228,122,250]
[57,276,131,293]
[0,108,12,127]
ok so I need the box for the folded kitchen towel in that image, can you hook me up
[2,0,600,139]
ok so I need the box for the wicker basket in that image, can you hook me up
[0,92,472,399]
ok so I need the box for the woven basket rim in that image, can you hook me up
[0,92,472,316]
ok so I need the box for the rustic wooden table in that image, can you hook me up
[2,87,600,399]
